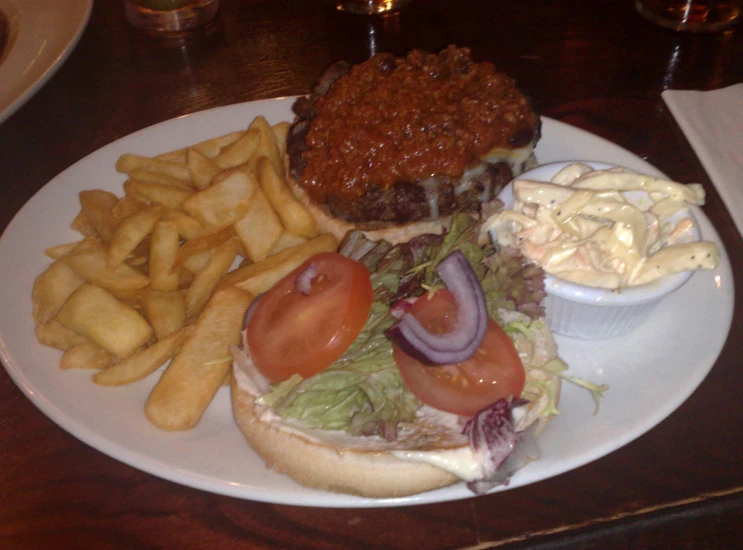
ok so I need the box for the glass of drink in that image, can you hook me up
[336,0,412,15]
[124,0,220,33]
[635,0,741,32]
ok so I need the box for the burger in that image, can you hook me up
[229,48,601,498]
[229,215,587,498]
[285,46,542,244]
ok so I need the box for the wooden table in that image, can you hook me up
[2,1,742,547]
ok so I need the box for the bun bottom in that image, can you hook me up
[231,381,460,498]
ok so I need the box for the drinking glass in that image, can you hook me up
[336,0,412,16]
[635,0,741,32]
[124,0,220,33]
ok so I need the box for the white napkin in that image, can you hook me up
[662,84,743,238]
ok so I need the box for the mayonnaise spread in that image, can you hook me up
[233,357,482,479]
[483,163,720,288]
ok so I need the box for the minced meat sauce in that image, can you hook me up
[298,46,539,204]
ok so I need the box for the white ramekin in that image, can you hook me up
[494,161,699,339]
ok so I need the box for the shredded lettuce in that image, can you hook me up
[558,373,608,415]
[505,316,608,417]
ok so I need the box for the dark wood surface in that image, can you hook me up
[1,1,742,548]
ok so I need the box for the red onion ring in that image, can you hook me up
[385,250,488,365]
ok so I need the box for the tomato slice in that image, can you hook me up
[393,290,525,416]
[247,252,373,382]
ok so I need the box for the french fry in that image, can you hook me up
[247,116,284,177]
[155,148,187,163]
[116,153,191,181]
[92,326,193,386]
[60,343,113,370]
[187,148,222,190]
[268,231,308,255]
[213,128,261,169]
[128,169,194,190]
[35,320,91,351]
[107,205,164,266]
[143,289,187,339]
[57,283,153,358]
[192,130,246,159]
[272,121,290,162]
[79,190,120,243]
[112,195,148,223]
[173,227,233,270]
[32,261,85,324]
[185,237,239,319]
[145,286,254,431]
[70,210,97,237]
[233,187,283,262]
[257,156,318,239]
[161,208,207,240]
[45,242,81,260]
[153,130,245,164]
[181,167,257,229]
[223,233,338,295]
[62,240,150,291]
[128,236,153,266]
[108,286,148,309]
[180,248,215,275]
[120,180,151,205]
[149,220,180,291]
[124,179,193,210]
[71,236,105,254]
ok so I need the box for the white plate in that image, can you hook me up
[0,98,734,508]
[0,0,92,124]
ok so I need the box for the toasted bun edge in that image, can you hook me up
[231,381,460,498]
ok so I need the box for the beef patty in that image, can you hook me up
[287,47,541,225]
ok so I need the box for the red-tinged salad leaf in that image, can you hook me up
[339,228,446,303]
[463,398,540,494]
[481,245,546,320]
[338,213,546,319]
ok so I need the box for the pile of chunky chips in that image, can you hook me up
[31,115,337,431]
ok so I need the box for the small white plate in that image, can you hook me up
[0,0,92,124]
[0,98,734,507]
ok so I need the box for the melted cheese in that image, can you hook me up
[420,144,536,221]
